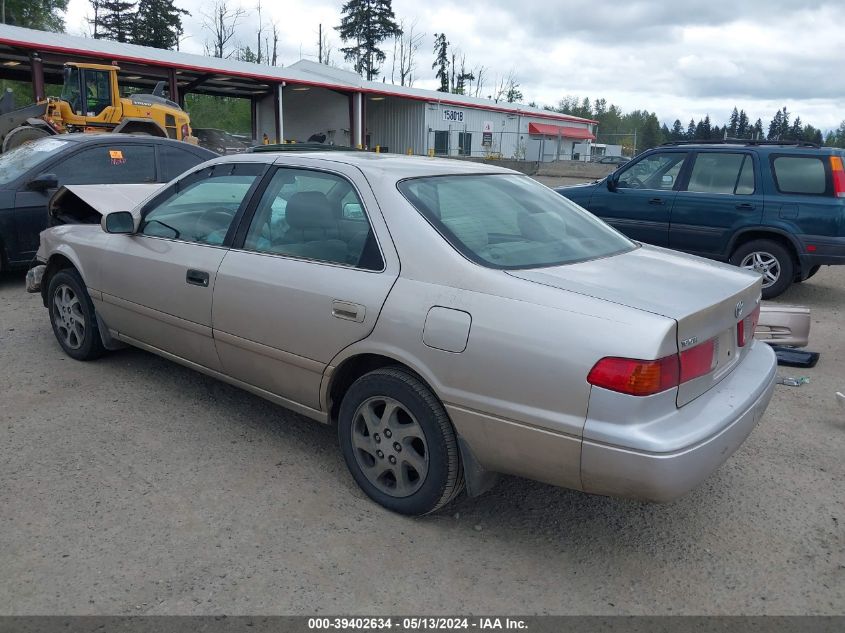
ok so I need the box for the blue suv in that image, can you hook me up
[556,140,845,298]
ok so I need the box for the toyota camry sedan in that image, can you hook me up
[28,152,777,515]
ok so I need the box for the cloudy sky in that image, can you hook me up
[64,0,845,131]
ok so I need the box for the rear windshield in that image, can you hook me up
[398,174,635,269]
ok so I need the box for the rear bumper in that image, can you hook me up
[797,235,845,268]
[581,341,777,502]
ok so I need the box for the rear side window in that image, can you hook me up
[159,145,206,181]
[686,152,755,195]
[772,156,827,195]
[52,144,155,185]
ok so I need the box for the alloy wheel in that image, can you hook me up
[740,251,781,288]
[52,283,86,350]
[350,396,429,498]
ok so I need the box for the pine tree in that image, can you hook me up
[737,110,749,138]
[671,119,684,140]
[432,33,449,93]
[97,1,137,43]
[686,119,696,139]
[752,118,764,140]
[701,114,712,139]
[788,116,803,140]
[133,0,188,49]
[728,107,739,137]
[336,0,402,80]
[778,107,790,139]
[767,109,783,140]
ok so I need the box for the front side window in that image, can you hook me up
[399,174,635,269]
[52,144,156,185]
[83,70,111,116]
[686,152,755,195]
[243,168,383,270]
[772,156,827,195]
[140,164,261,245]
[618,152,687,190]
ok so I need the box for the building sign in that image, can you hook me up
[482,121,494,147]
[442,108,465,123]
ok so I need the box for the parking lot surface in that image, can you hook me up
[1,265,843,615]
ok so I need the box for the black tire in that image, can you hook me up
[729,239,794,300]
[338,367,463,515]
[2,126,50,153]
[796,265,821,283]
[47,268,105,361]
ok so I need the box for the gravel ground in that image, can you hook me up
[0,265,843,615]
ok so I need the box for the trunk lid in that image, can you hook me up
[507,244,762,406]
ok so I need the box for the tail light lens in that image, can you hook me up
[737,304,761,347]
[831,156,845,198]
[588,337,718,397]
[679,337,718,382]
[587,356,679,397]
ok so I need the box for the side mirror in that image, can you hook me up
[606,172,618,192]
[101,211,136,234]
[28,173,58,192]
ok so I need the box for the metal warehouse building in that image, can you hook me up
[0,24,597,161]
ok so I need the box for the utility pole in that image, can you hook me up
[633,128,638,156]
[318,24,323,64]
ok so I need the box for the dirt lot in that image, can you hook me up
[0,264,843,615]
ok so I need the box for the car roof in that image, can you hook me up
[60,133,215,153]
[208,150,519,179]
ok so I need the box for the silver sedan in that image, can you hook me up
[29,152,777,515]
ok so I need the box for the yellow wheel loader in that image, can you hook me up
[0,62,196,153]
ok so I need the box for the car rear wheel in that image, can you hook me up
[730,239,794,299]
[338,367,463,515]
[47,269,105,361]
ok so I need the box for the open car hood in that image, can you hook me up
[49,184,164,224]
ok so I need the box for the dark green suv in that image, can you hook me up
[556,140,845,298]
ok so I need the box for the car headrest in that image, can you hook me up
[443,215,488,251]
[518,211,567,242]
[285,192,335,229]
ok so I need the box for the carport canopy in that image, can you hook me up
[528,122,596,140]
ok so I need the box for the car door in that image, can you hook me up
[95,162,266,371]
[669,151,762,258]
[586,150,689,246]
[212,164,399,411]
[13,142,156,262]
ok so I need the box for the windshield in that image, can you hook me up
[0,137,70,186]
[398,174,635,269]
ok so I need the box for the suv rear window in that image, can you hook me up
[772,156,827,195]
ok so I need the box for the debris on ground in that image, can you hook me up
[776,376,810,387]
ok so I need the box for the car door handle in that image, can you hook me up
[332,300,365,323]
[186,269,210,287]
[735,203,756,211]
[648,197,665,205]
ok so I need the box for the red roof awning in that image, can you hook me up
[528,122,595,140]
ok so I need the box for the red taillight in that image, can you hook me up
[587,356,679,397]
[679,337,718,382]
[831,156,845,198]
[737,304,761,347]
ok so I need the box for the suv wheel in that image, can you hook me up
[730,239,794,299]
[338,367,463,515]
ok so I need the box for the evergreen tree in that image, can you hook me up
[737,110,749,138]
[728,107,739,137]
[788,116,803,140]
[752,118,764,140]
[133,0,187,50]
[767,109,783,140]
[336,0,402,80]
[778,107,790,139]
[671,119,684,141]
[97,0,136,43]
[4,0,68,31]
[686,119,696,139]
[432,33,449,92]
[701,114,712,139]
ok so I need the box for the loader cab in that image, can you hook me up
[60,64,119,120]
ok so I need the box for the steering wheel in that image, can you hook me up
[625,176,645,189]
[197,207,235,240]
